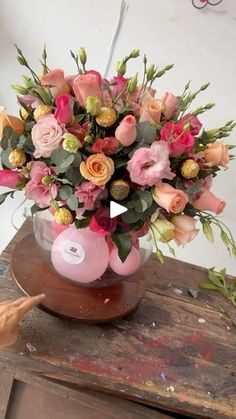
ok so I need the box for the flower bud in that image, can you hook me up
[62,133,82,153]
[11,84,28,95]
[84,134,93,143]
[79,47,87,65]
[146,65,155,82]
[152,218,175,243]
[86,96,101,116]
[116,60,126,76]
[54,207,73,225]
[130,49,140,58]
[9,149,26,167]
[127,73,138,94]
[21,76,34,89]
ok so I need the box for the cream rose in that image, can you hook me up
[139,99,165,124]
[172,214,199,246]
[32,114,64,158]
[80,153,114,186]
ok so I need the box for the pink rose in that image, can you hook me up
[127,141,175,187]
[111,76,128,97]
[26,161,57,208]
[89,207,117,237]
[161,92,179,120]
[153,182,189,213]
[91,137,118,155]
[115,115,137,146]
[18,94,42,109]
[172,214,199,246]
[75,182,105,210]
[181,114,202,136]
[54,94,74,125]
[204,142,229,167]
[32,114,65,158]
[192,189,226,214]
[41,69,70,97]
[0,170,22,188]
[86,70,102,86]
[73,73,101,107]
[139,99,164,124]
[160,121,195,157]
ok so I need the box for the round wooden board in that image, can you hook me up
[10,234,146,323]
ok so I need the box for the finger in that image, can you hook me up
[17,294,46,316]
[10,296,30,307]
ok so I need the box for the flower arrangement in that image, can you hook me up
[0,46,235,266]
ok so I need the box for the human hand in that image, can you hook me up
[0,294,45,348]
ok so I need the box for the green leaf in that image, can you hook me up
[135,190,153,208]
[74,218,90,229]
[31,204,48,216]
[67,195,78,211]
[1,148,14,169]
[121,209,141,224]
[59,185,73,200]
[114,158,128,169]
[111,232,132,262]
[0,191,15,204]
[208,268,224,287]
[59,154,75,169]
[1,126,13,150]
[10,134,19,149]
[200,282,219,290]
[136,122,157,144]
[134,198,148,213]
[156,249,164,264]
[51,149,71,166]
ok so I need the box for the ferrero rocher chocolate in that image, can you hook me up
[33,105,51,122]
[9,149,26,167]
[20,107,29,121]
[54,208,73,225]
[181,159,199,179]
[95,107,116,127]
[110,180,130,201]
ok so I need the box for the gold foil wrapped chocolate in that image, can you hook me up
[9,149,26,167]
[181,159,199,179]
[95,107,116,127]
[33,105,51,122]
[110,180,130,201]
[54,208,73,225]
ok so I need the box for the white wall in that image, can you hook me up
[0,0,236,274]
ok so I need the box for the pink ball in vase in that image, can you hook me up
[51,226,109,283]
[109,246,141,276]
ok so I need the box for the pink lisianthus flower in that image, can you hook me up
[32,114,65,158]
[18,94,42,109]
[115,115,137,146]
[73,73,101,107]
[0,169,22,188]
[89,207,117,237]
[25,161,58,208]
[41,68,70,97]
[91,137,118,155]
[161,92,179,120]
[127,141,175,187]
[54,93,74,125]
[75,182,105,210]
[181,114,202,136]
[192,189,226,215]
[160,121,195,157]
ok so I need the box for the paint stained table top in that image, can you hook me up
[0,219,235,419]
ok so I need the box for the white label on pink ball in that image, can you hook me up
[62,240,85,264]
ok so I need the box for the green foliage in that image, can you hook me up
[201,267,236,308]
[111,232,132,262]
[0,190,16,205]
[136,122,157,144]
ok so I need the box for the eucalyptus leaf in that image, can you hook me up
[51,149,71,166]
[31,204,48,216]
[121,209,141,224]
[1,126,13,150]
[65,167,83,186]
[114,158,128,169]
[59,185,73,200]
[74,218,90,229]
[1,148,14,169]
[10,134,19,149]
[66,194,78,211]
[136,121,157,144]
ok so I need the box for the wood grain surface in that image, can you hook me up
[0,219,235,419]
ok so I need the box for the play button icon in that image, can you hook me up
[110,201,127,218]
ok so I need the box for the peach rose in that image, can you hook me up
[32,114,64,158]
[204,142,229,167]
[80,153,114,186]
[115,115,137,146]
[0,106,24,139]
[73,73,101,107]
[139,99,165,124]
[172,214,199,246]
[161,92,179,120]
[192,189,226,215]
[153,182,189,213]
[41,69,70,98]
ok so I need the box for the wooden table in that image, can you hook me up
[0,220,235,419]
